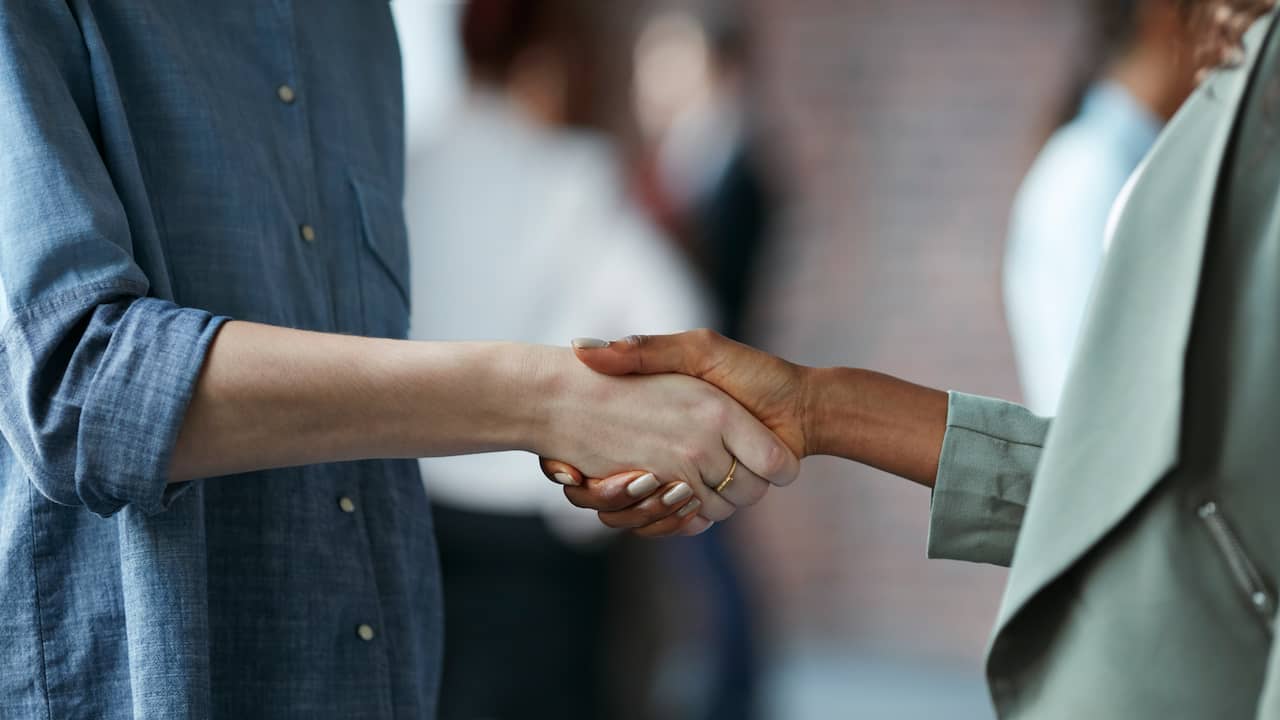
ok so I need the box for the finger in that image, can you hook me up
[597,480,698,530]
[563,470,663,513]
[540,458,584,487]
[1219,44,1245,67]
[691,443,742,520]
[570,329,728,377]
[631,498,708,538]
[706,458,771,512]
[723,403,801,488]
[679,516,714,536]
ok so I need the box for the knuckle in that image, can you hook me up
[689,327,719,347]
[759,443,792,481]
[696,395,732,430]
[598,512,625,529]
[680,444,706,469]
[702,500,734,523]
[633,513,671,535]
[600,496,630,513]
[690,328,724,364]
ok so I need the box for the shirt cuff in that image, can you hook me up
[926,391,1049,567]
[75,298,228,517]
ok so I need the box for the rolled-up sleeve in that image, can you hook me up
[0,3,226,517]
[926,391,1051,567]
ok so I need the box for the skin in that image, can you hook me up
[541,330,948,532]
[172,321,799,533]
[1115,0,1200,121]
[548,1,1280,535]
[1194,2,1278,73]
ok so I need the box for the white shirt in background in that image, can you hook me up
[1004,82,1161,416]
[404,92,712,540]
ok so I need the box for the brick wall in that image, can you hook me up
[717,0,1081,662]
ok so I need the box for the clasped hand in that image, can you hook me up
[540,329,812,537]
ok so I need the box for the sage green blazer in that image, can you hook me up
[928,9,1280,718]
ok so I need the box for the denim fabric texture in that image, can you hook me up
[0,2,442,717]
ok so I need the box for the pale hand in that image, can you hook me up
[540,330,814,535]
[530,343,799,533]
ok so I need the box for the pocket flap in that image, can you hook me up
[350,175,411,308]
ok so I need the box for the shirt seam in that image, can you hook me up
[0,279,148,342]
[946,424,1045,449]
[26,483,54,720]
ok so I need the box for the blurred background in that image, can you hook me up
[390,1,1153,718]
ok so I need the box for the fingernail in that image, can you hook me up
[662,483,694,506]
[571,337,611,349]
[552,472,579,487]
[676,498,702,518]
[625,472,659,498]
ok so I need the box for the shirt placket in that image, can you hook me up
[272,3,394,715]
[271,0,336,333]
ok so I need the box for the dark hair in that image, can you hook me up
[461,0,553,84]
[458,0,598,125]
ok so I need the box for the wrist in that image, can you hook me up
[800,365,873,459]
[799,365,834,457]
[506,344,573,456]
[798,365,948,484]
[409,341,567,456]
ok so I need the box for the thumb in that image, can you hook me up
[570,330,720,377]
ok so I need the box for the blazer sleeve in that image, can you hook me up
[926,392,1051,567]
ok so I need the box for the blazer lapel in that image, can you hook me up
[993,10,1278,640]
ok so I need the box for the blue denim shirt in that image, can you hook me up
[0,2,441,717]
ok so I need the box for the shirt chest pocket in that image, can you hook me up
[351,176,412,339]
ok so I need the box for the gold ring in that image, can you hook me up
[715,457,738,494]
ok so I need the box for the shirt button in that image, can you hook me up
[299,224,316,243]
[338,496,355,513]
[277,84,296,104]
[357,624,376,642]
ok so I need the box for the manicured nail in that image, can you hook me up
[571,337,611,349]
[625,472,659,498]
[662,483,694,506]
[552,472,579,487]
[676,499,702,518]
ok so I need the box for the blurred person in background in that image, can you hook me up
[633,5,778,344]
[0,0,803,717]
[629,7,779,719]
[1004,0,1198,415]
[552,1,1280,716]
[398,1,711,718]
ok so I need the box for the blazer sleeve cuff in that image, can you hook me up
[926,391,1050,567]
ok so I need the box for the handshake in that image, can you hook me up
[527,330,946,537]
[535,330,811,537]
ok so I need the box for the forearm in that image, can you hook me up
[802,367,948,487]
[170,321,550,482]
